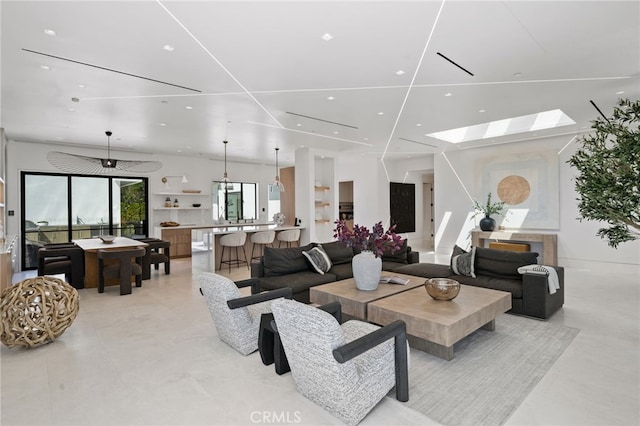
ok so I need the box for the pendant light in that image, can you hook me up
[47,130,162,174]
[219,140,230,190]
[272,147,285,192]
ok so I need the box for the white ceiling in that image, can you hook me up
[2,1,638,166]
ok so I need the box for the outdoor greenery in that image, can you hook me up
[120,181,146,232]
[567,98,640,248]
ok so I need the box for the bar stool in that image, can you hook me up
[250,230,276,261]
[219,232,249,272]
[276,229,300,248]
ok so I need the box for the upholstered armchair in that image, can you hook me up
[198,273,292,355]
[271,299,409,426]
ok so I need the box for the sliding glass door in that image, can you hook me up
[21,172,149,269]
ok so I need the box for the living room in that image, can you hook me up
[1,1,639,425]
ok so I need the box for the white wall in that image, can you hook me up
[432,135,639,266]
[5,140,277,266]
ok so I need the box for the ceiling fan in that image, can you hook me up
[47,131,163,174]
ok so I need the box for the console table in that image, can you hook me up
[471,231,558,266]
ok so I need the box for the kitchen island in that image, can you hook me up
[153,223,305,271]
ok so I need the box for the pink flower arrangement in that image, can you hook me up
[333,220,403,258]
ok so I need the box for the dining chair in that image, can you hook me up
[97,247,146,295]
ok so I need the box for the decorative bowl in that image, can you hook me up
[98,235,116,244]
[425,278,460,301]
[192,203,201,208]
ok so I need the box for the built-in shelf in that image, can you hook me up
[315,202,330,207]
[315,219,331,224]
[314,185,330,191]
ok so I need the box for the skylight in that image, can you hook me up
[428,109,576,143]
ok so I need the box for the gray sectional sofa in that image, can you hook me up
[393,246,564,320]
[249,241,419,303]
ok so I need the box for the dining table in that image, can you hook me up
[73,236,148,289]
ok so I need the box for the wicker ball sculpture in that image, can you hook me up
[0,276,79,348]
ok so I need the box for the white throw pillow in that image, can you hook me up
[302,245,333,274]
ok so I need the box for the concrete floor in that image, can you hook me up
[1,247,638,426]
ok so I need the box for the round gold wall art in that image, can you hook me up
[497,175,531,205]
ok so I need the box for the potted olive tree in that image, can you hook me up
[567,98,640,248]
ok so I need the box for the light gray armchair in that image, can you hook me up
[199,273,291,355]
[271,298,409,426]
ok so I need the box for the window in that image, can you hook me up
[212,181,257,222]
[21,172,149,269]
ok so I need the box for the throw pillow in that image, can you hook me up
[263,244,315,277]
[450,245,476,278]
[302,245,333,274]
[321,241,354,265]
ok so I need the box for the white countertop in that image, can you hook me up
[155,223,305,234]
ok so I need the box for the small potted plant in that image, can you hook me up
[472,192,506,231]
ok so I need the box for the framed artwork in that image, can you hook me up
[390,182,416,233]
[475,151,559,229]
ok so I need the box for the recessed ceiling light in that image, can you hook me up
[396,70,405,75]
[185,106,193,110]
[56,136,63,140]
[44,29,56,36]
[322,33,333,41]
[513,72,522,77]
[163,45,175,52]
[616,91,625,95]
[159,123,167,126]
[479,109,486,113]
[296,123,302,127]
[364,138,369,141]
[416,123,422,127]
[78,84,86,89]
[333,131,339,134]
[161,100,168,104]
[444,92,452,97]
[327,96,335,100]
[377,112,384,115]
[177,149,182,153]
[67,108,75,112]
[40,65,51,71]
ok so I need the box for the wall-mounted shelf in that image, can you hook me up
[315,219,331,224]
[154,192,205,196]
[314,185,330,191]
[153,207,211,211]
[315,202,330,207]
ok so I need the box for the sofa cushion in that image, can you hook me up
[302,245,332,274]
[328,263,354,280]
[263,244,315,277]
[452,274,523,299]
[393,262,452,278]
[257,271,337,294]
[321,241,354,265]
[450,245,476,277]
[474,247,539,279]
[381,239,408,264]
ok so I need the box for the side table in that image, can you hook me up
[258,312,290,375]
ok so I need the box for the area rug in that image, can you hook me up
[397,315,579,426]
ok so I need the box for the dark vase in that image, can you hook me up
[479,215,496,231]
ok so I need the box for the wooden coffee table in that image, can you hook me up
[367,285,511,360]
[309,271,424,320]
